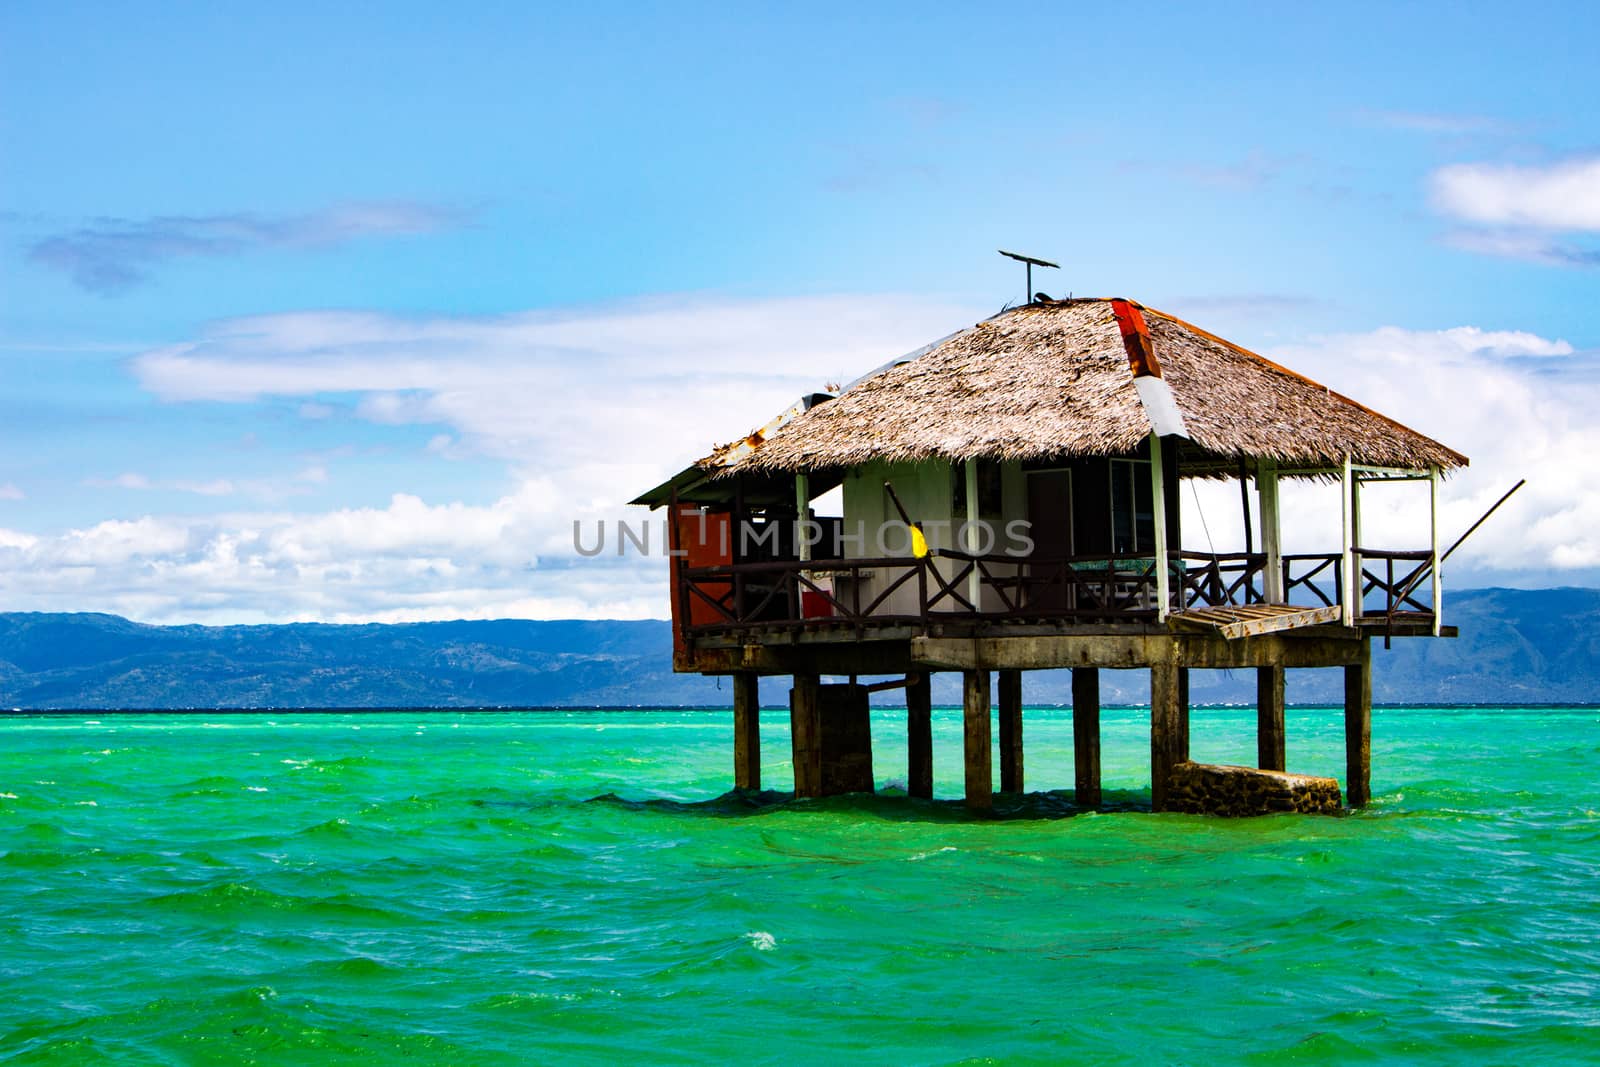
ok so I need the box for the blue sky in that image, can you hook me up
[2,2,1598,622]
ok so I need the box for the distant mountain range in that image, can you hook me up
[1,587,1597,710]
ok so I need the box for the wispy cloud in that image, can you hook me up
[0,483,24,501]
[1355,108,1519,136]
[1429,157,1600,267]
[1442,228,1600,268]
[1431,158,1600,230]
[28,201,468,294]
[86,467,327,500]
[1117,149,1299,192]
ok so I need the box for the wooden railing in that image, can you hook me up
[1173,551,1265,610]
[1355,547,1435,619]
[677,547,1433,636]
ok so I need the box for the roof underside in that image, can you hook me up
[734,300,1465,476]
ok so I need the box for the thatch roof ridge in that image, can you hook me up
[699,298,1466,478]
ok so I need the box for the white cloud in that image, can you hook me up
[4,296,1588,623]
[0,483,23,501]
[2,294,976,623]
[1430,157,1600,267]
[1255,325,1597,579]
[1431,158,1600,230]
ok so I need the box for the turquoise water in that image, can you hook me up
[2,706,1598,1064]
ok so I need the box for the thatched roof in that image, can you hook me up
[720,299,1465,478]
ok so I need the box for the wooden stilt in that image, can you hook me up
[789,674,821,798]
[998,668,1023,794]
[1177,667,1191,764]
[906,671,933,799]
[1344,641,1372,806]
[1150,662,1185,811]
[1256,666,1286,772]
[1072,667,1101,807]
[733,672,760,791]
[962,670,992,814]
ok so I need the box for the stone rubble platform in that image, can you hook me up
[1165,760,1343,816]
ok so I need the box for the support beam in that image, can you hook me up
[1150,662,1187,811]
[1150,433,1171,620]
[998,669,1023,794]
[1259,460,1283,603]
[1344,642,1373,806]
[733,672,760,791]
[1256,666,1286,772]
[962,669,992,814]
[1072,667,1101,807]
[789,673,821,798]
[906,671,933,800]
[912,632,1368,672]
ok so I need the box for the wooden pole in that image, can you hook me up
[963,458,982,609]
[1072,667,1101,807]
[1341,455,1355,625]
[733,672,760,791]
[1150,433,1171,620]
[795,472,811,562]
[1150,660,1185,811]
[1344,641,1372,806]
[906,671,933,799]
[1177,666,1190,765]
[1430,466,1442,637]
[790,673,821,798]
[1256,665,1286,772]
[962,669,992,814]
[998,668,1023,794]
[1259,459,1283,603]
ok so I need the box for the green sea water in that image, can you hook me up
[2,705,1598,1065]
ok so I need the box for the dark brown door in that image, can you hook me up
[1025,469,1073,612]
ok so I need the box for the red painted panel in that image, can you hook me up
[1111,298,1162,378]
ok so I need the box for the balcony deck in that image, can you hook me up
[677,548,1442,640]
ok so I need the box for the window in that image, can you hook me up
[1109,458,1154,553]
[951,460,1003,518]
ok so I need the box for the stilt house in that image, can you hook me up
[632,298,1467,812]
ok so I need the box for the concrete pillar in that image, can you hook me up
[789,674,821,798]
[962,670,992,814]
[1256,666,1286,772]
[997,668,1023,794]
[1345,642,1372,806]
[1072,667,1101,807]
[733,672,760,791]
[1150,661,1188,812]
[906,671,933,800]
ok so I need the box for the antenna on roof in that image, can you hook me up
[998,249,1059,305]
